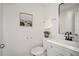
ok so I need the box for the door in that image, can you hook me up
[0,3,5,56]
[0,3,3,56]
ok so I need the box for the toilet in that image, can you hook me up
[31,39,47,56]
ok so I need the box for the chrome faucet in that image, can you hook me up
[64,32,73,41]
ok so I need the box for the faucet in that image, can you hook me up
[64,32,73,41]
[65,32,70,40]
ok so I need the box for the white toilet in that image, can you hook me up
[31,39,47,56]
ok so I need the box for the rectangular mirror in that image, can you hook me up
[59,3,79,35]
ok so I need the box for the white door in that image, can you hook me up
[0,3,3,56]
[0,22,2,56]
[0,3,5,56]
[2,4,18,56]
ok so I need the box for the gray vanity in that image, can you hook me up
[46,39,79,56]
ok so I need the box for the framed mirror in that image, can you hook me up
[58,3,79,35]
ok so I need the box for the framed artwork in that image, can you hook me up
[19,12,33,27]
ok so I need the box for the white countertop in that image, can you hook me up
[47,39,79,52]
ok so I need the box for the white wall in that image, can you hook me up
[3,3,44,56]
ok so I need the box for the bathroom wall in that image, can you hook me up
[2,3,44,56]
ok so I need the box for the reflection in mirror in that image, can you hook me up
[75,9,79,35]
[59,3,79,35]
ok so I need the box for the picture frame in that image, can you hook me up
[19,12,33,27]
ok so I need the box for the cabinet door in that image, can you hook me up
[63,47,79,56]
[47,43,66,56]
[47,42,79,56]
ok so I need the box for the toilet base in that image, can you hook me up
[31,51,47,56]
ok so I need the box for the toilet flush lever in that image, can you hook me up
[0,44,5,48]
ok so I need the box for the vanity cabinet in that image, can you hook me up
[47,42,79,56]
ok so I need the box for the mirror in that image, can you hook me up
[59,3,79,35]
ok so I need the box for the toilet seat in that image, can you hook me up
[31,47,46,56]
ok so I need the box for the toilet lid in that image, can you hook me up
[31,47,46,55]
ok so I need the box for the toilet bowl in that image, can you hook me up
[31,46,46,56]
[31,39,47,56]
